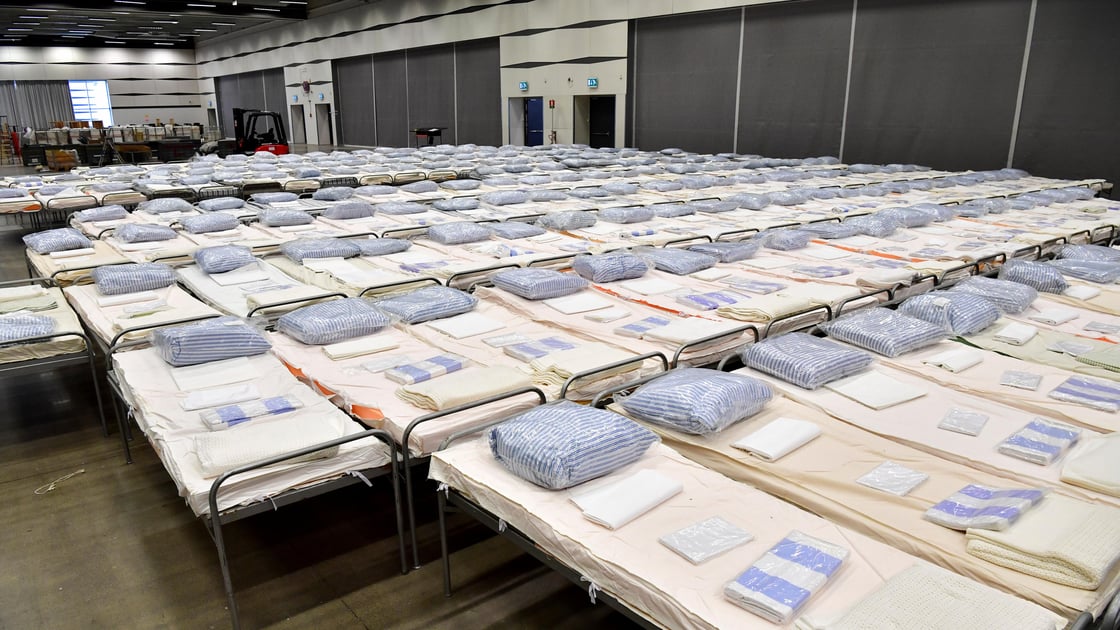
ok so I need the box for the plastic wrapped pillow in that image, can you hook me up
[768,190,810,206]
[822,308,947,357]
[322,200,374,220]
[949,277,1037,314]
[92,263,175,295]
[567,187,610,199]
[0,313,56,342]
[571,252,649,283]
[197,197,245,212]
[114,223,177,243]
[875,206,932,228]
[401,180,438,193]
[355,238,411,257]
[638,248,718,275]
[179,175,212,186]
[489,221,545,239]
[537,210,596,231]
[280,238,361,262]
[598,206,655,224]
[600,182,638,195]
[642,180,683,192]
[375,201,426,215]
[956,200,991,218]
[0,188,28,199]
[798,221,862,239]
[491,268,588,300]
[619,368,773,434]
[151,316,271,367]
[432,197,480,211]
[1058,244,1120,263]
[480,190,530,206]
[250,192,299,205]
[998,259,1069,294]
[440,179,480,191]
[651,203,695,218]
[180,213,239,234]
[845,214,899,237]
[688,241,760,263]
[373,285,477,323]
[23,228,92,254]
[312,187,355,201]
[488,401,658,490]
[427,221,493,245]
[760,229,812,251]
[277,298,392,345]
[193,245,256,274]
[742,332,873,389]
[728,193,771,210]
[693,200,738,214]
[258,208,314,227]
[74,205,128,223]
[1048,259,1120,284]
[898,292,1001,335]
[138,197,193,214]
[528,189,566,202]
[355,185,397,196]
[910,202,958,221]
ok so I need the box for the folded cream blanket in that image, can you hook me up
[194,413,344,478]
[529,343,637,386]
[965,494,1120,589]
[0,285,47,303]
[717,295,812,323]
[1061,433,1120,498]
[857,269,915,290]
[245,285,324,311]
[396,366,532,411]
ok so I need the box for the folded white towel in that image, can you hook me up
[96,291,160,307]
[181,383,260,411]
[1063,285,1100,301]
[48,248,97,259]
[643,318,742,345]
[691,268,731,282]
[1061,433,1120,498]
[921,347,985,373]
[245,285,324,310]
[1027,308,1078,326]
[825,371,927,410]
[278,224,318,233]
[802,246,850,260]
[210,263,269,286]
[569,469,683,529]
[114,241,165,252]
[0,285,47,302]
[619,278,681,295]
[396,366,533,411]
[742,257,795,270]
[543,292,613,314]
[169,356,255,391]
[322,335,399,360]
[993,322,1038,346]
[426,312,505,339]
[731,417,821,461]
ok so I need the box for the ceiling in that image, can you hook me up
[0,0,326,49]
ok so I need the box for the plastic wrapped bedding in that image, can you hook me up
[151,316,271,367]
[491,268,588,300]
[1048,259,1120,284]
[924,485,1046,531]
[426,221,493,245]
[798,221,863,239]
[998,259,1069,294]
[23,228,92,254]
[375,201,426,215]
[481,190,530,206]
[528,189,566,202]
[354,238,411,257]
[432,197,480,211]
[312,186,355,201]
[768,190,811,206]
[355,185,396,196]
[912,202,958,221]
[321,200,374,220]
[688,241,760,263]
[440,179,480,191]
[250,192,299,204]
[637,248,717,275]
[823,308,947,357]
[1058,244,1120,263]
[179,213,239,234]
[845,214,899,237]
[280,238,361,262]
[138,197,193,214]
[0,313,56,342]
[651,203,695,218]
[642,180,683,192]
[760,229,813,251]
[601,182,638,195]
[91,262,175,295]
[489,221,545,239]
[488,401,659,490]
[193,245,255,274]
[876,206,936,228]
[949,277,1038,314]
[197,197,245,212]
[537,210,596,231]
[571,253,649,283]
[276,298,391,345]
[74,205,128,223]
[619,368,773,435]
[741,332,874,390]
[291,167,321,178]
[114,223,177,243]
[898,292,1001,335]
[258,208,314,227]
[598,206,655,224]
[372,285,477,323]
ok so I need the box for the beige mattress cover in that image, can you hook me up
[27,240,130,284]
[964,319,1120,382]
[64,283,220,345]
[1008,296,1120,343]
[0,287,86,363]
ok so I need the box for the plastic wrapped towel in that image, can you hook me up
[321,200,374,220]
[355,185,397,196]
[258,208,314,227]
[138,197,194,214]
[618,368,773,434]
[92,262,175,295]
[741,332,873,390]
[355,238,411,257]
[727,192,771,210]
[312,187,355,201]
[760,229,813,251]
[845,214,900,237]
[23,228,93,254]
[998,259,1069,294]
[924,485,1046,531]
[528,189,566,202]
[276,298,392,345]
[949,277,1038,314]
[151,316,271,367]
[651,203,695,218]
[598,206,655,224]
[637,247,718,275]
[571,252,649,283]
[112,223,177,243]
[537,210,596,231]
[488,401,659,490]
[688,241,760,263]
[1048,259,1120,284]
[179,213,239,234]
[375,201,426,215]
[1058,244,1120,263]
[427,221,493,245]
[798,221,863,239]
[823,308,947,357]
[432,197,480,211]
[74,205,128,223]
[193,245,256,274]
[0,313,56,342]
[898,292,1001,335]
[280,238,361,262]
[489,221,545,240]
[491,268,589,300]
[480,190,530,206]
[250,192,299,205]
[373,285,476,324]
[641,180,684,192]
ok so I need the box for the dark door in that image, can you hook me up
[525,97,544,146]
[589,96,615,148]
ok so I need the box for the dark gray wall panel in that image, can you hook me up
[262,68,289,137]
[454,38,501,145]
[844,0,1030,169]
[632,8,742,153]
[333,55,376,146]
[214,75,238,136]
[406,45,456,143]
[374,51,409,147]
[1014,0,1120,189]
[737,0,850,158]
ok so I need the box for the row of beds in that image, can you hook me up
[4,145,1120,629]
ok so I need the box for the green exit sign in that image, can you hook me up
[587,77,599,88]
[518,81,528,91]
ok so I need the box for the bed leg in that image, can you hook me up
[389,451,408,575]
[211,517,241,630]
[438,491,452,597]
[86,345,108,437]
[404,451,421,570]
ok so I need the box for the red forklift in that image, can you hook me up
[201,108,290,156]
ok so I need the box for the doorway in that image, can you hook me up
[508,97,544,147]
[290,104,307,144]
[314,103,332,146]
[575,95,616,148]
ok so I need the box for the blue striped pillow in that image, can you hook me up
[277,298,391,345]
[151,316,271,367]
[619,368,773,434]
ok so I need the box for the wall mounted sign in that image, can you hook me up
[518,81,528,92]
[587,77,599,89]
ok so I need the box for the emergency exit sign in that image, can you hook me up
[518,81,528,91]
[587,77,599,88]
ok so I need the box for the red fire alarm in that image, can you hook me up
[548,99,555,109]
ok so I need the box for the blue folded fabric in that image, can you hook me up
[250,192,299,204]
[924,484,1046,531]
[898,292,1001,335]
[259,208,314,227]
[998,259,1069,294]
[822,307,946,357]
[997,417,1081,465]
[619,368,773,434]
[277,298,391,345]
[312,187,355,201]
[321,200,374,220]
[0,313,56,342]
[491,268,589,300]
[571,253,649,283]
[354,185,396,196]
[742,332,873,389]
[598,206,655,224]
[197,197,245,212]
[1048,375,1120,413]
[760,229,812,251]
[688,241,761,263]
[488,401,659,490]
[74,205,128,223]
[138,197,193,214]
[537,210,596,231]
[427,221,493,245]
[193,245,256,274]
[401,180,438,193]
[373,285,477,323]
[384,353,469,384]
[1058,244,1120,263]
[949,277,1038,314]
[1047,259,1120,284]
[638,248,718,275]
[23,228,92,254]
[793,264,851,278]
[354,238,411,257]
[114,223,177,243]
[375,201,426,215]
[151,316,272,367]
[92,263,175,295]
[280,238,362,262]
[180,213,240,234]
[489,221,546,239]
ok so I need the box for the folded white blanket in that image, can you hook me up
[48,248,97,259]
[181,383,260,411]
[993,322,1038,346]
[426,312,505,339]
[0,285,47,302]
[211,263,270,286]
[169,356,255,391]
[1063,285,1101,301]
[965,494,1120,589]
[717,295,812,323]
[777,283,860,306]
[1027,307,1078,326]
[114,241,165,252]
[825,371,927,410]
[543,292,614,314]
[620,278,682,295]
[857,269,915,290]
[194,413,344,478]
[245,285,323,310]
[644,318,742,345]
[278,224,317,233]
[396,366,533,411]
[569,469,683,529]
[731,417,821,461]
[1061,433,1120,497]
[921,347,985,373]
[96,291,160,308]
[529,343,636,385]
[322,335,399,360]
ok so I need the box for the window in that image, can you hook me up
[68,80,114,126]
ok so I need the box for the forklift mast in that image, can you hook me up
[232,107,289,155]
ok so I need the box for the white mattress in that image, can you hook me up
[26,240,131,285]
[64,283,221,346]
[0,193,41,214]
[0,287,87,363]
[175,259,332,318]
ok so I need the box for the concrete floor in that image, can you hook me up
[0,162,635,629]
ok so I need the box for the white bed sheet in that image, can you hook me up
[0,287,87,362]
[64,283,220,345]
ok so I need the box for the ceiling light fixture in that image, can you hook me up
[213,21,235,26]
[61,35,83,38]
[154,42,174,46]
[254,7,280,11]
[194,28,216,32]
[88,18,116,21]
[187,3,216,6]
[7,28,32,32]
[19,15,48,19]
[114,1,145,4]
[153,20,179,24]
[105,40,126,44]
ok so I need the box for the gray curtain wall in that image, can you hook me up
[373,51,409,148]
[406,45,456,143]
[454,39,501,145]
[0,81,74,130]
[214,69,288,140]
[334,55,376,146]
